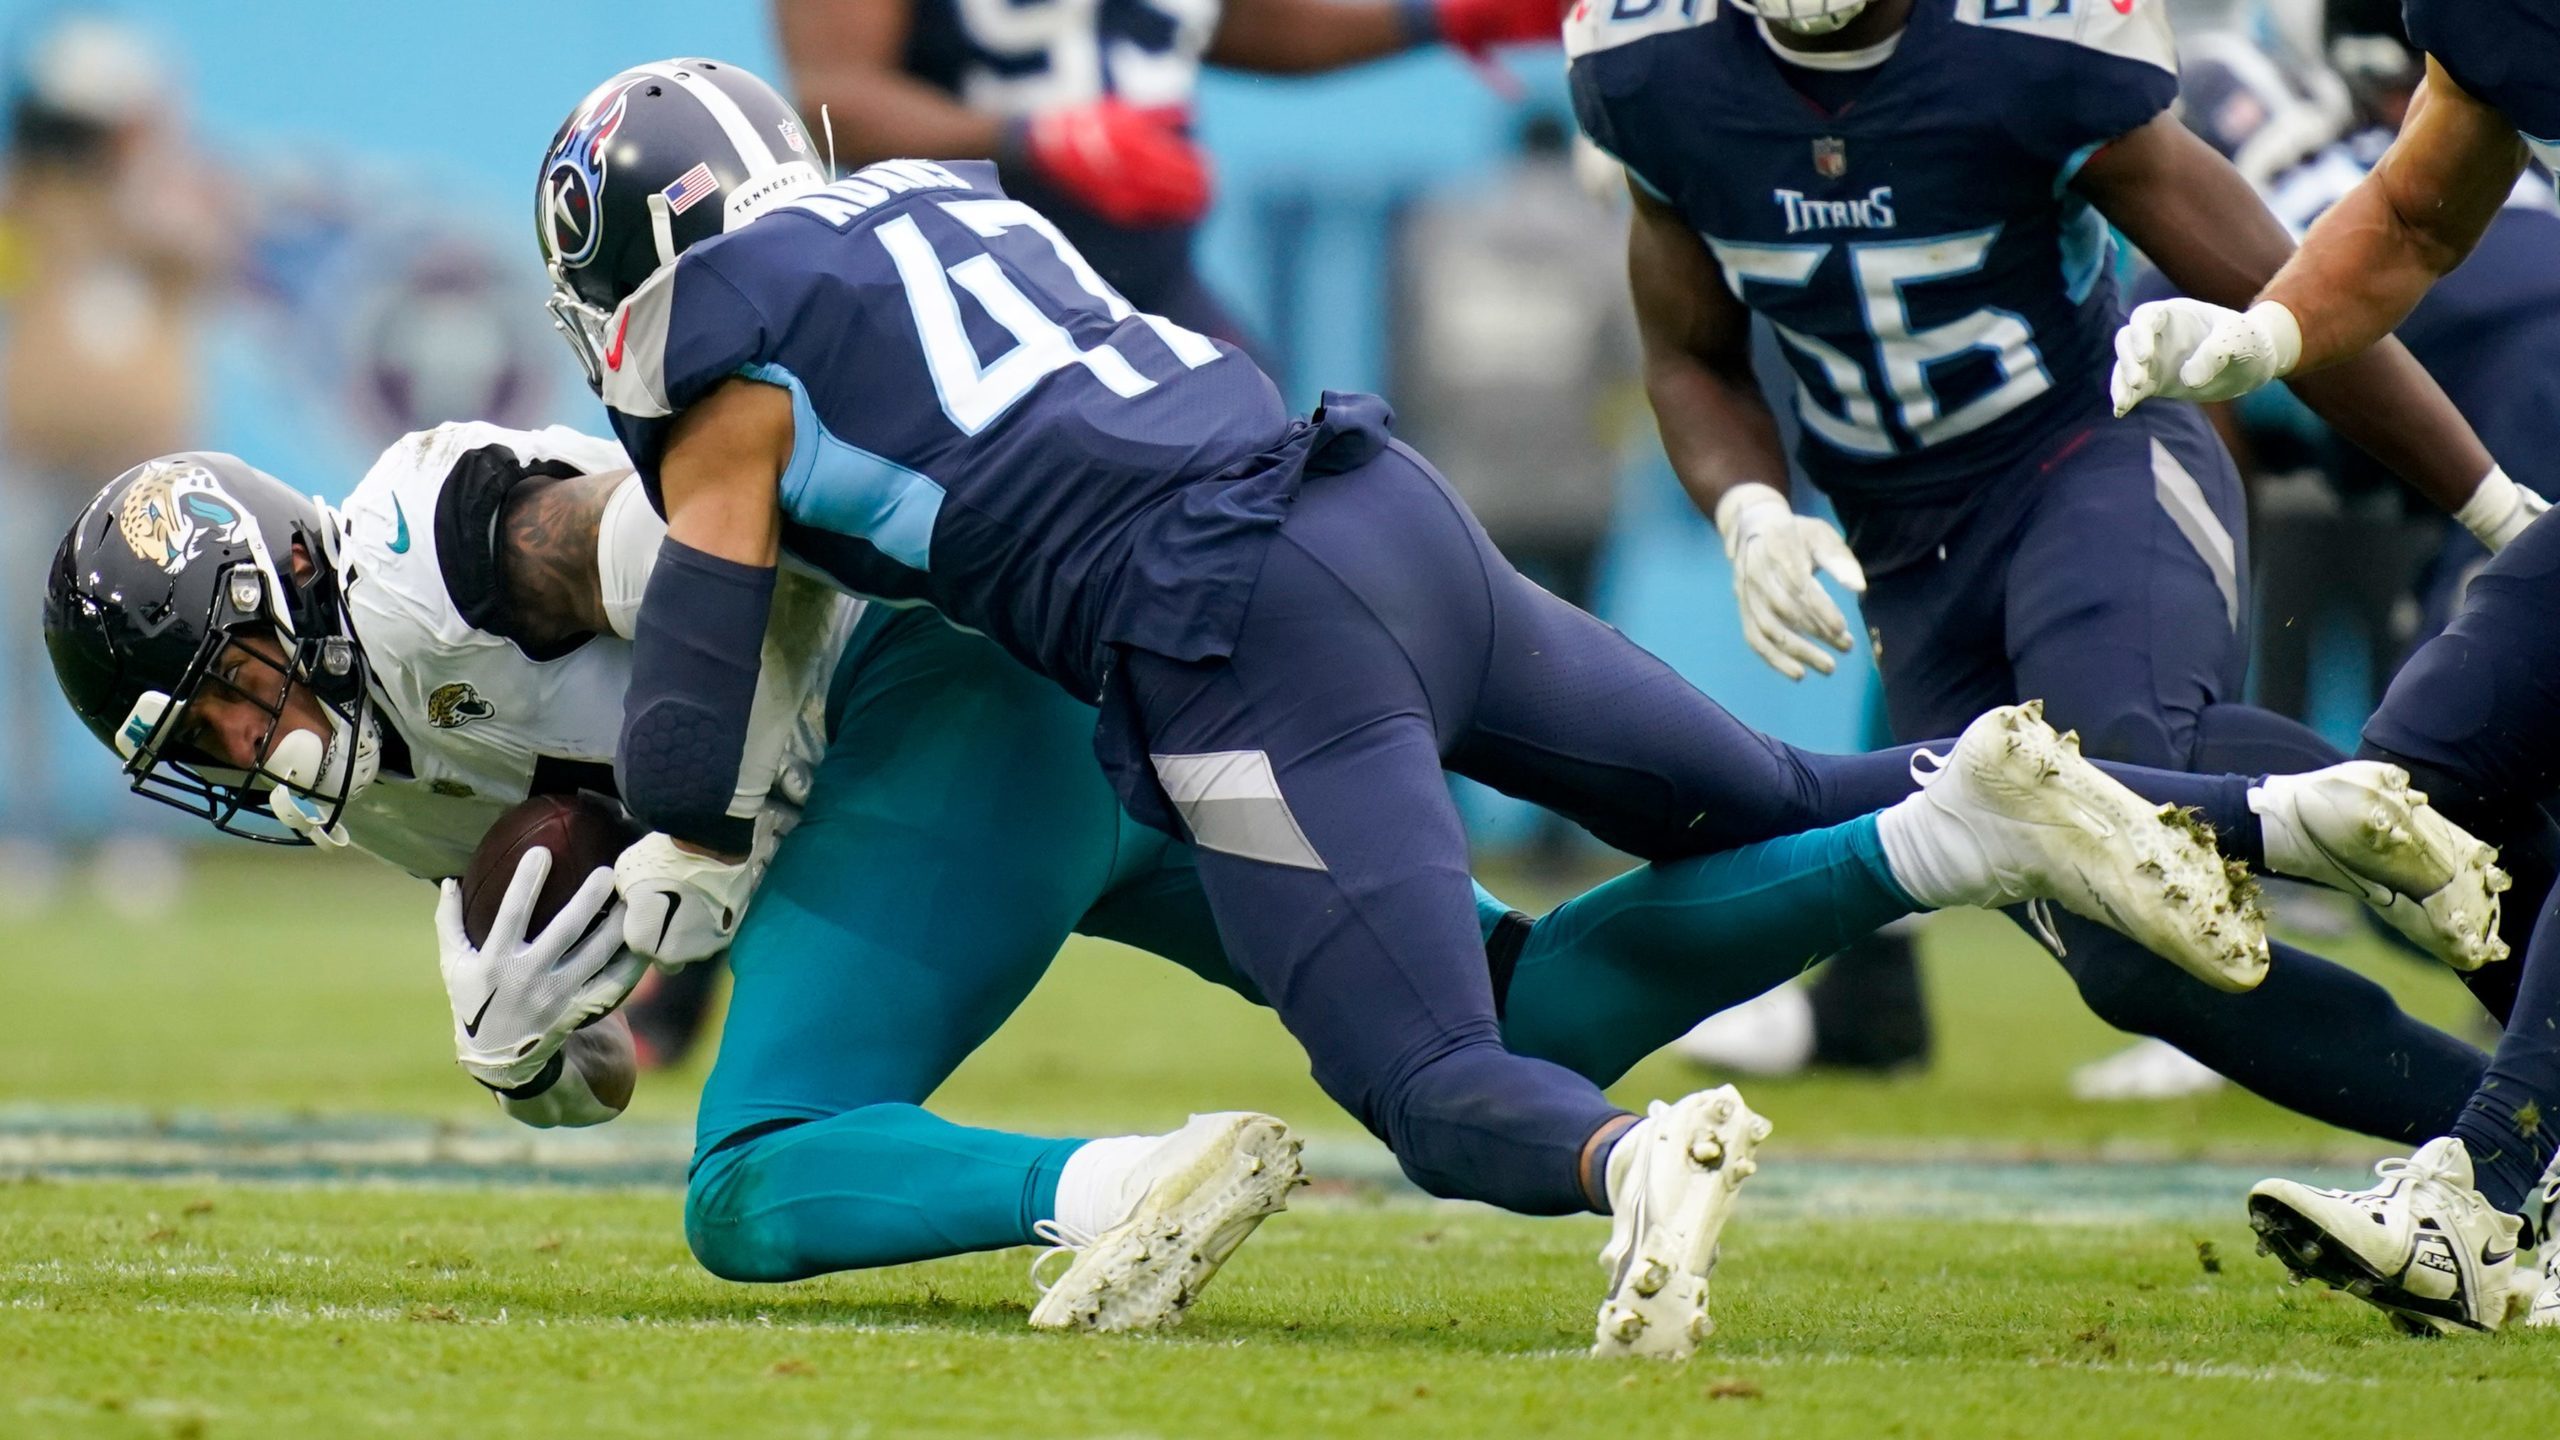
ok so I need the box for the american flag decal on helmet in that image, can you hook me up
[662,163,720,215]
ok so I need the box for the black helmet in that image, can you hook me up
[535,58,823,390]
[42,453,380,844]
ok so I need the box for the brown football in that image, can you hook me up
[460,793,645,948]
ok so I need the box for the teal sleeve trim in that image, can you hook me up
[740,361,947,573]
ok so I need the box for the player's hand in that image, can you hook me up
[1714,482,1867,681]
[1433,0,1567,55]
[2111,298,2302,415]
[1012,100,1211,229]
[615,831,761,969]
[2454,466,2551,552]
[435,847,643,1092]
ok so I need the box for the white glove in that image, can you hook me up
[435,847,645,1092]
[616,830,764,968]
[2111,298,2303,415]
[1714,482,1868,680]
[2455,466,2551,552]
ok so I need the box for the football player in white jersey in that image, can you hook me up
[43,432,2508,1345]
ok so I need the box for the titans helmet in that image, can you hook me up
[535,59,824,390]
[43,454,381,844]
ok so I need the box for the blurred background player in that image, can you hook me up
[1391,108,1642,878]
[774,0,1567,348]
[0,12,233,918]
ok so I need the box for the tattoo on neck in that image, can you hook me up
[497,474,613,650]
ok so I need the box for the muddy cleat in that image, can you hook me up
[1028,1112,1304,1333]
[2522,1250,2560,1329]
[2246,1136,2524,1335]
[2251,762,2509,971]
[1592,1085,1770,1360]
[1902,701,2268,991]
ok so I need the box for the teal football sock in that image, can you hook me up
[1499,815,1919,1086]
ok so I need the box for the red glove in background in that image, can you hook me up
[1012,99,1213,229]
[1433,0,1568,55]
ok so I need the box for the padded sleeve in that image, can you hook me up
[618,538,776,855]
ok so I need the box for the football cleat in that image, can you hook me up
[1028,1111,1303,1333]
[2069,1038,2226,1102]
[2246,1136,2524,1335]
[2250,763,2509,971]
[1668,986,1815,1078]
[2522,1249,2560,1329]
[1592,1085,1770,1360]
[1907,701,2269,991]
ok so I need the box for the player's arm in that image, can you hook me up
[774,0,1008,164]
[2263,59,2527,373]
[615,379,793,963]
[1627,183,1864,679]
[1206,0,1559,73]
[776,0,1211,227]
[492,1016,639,1129]
[2078,112,2504,521]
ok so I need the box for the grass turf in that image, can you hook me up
[1,846,2527,1436]
[5,1178,2554,1440]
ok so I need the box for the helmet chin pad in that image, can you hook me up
[1732,0,1870,34]
[261,711,379,848]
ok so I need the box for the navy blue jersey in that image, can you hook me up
[2406,0,2560,171]
[602,159,1294,698]
[903,0,1223,321]
[1569,0,2180,505]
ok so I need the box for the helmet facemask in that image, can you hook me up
[112,550,381,847]
[1731,0,1873,36]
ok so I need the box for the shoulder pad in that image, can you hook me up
[1951,0,2174,76]
[1567,0,1721,61]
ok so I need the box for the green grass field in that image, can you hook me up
[0,847,2531,1437]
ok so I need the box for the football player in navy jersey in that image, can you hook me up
[776,0,1564,345]
[2115,0,2560,1335]
[531,58,2330,1355]
[1568,0,2538,1154]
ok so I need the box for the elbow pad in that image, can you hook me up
[620,538,775,854]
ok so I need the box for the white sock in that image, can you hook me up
[1051,1133,1160,1243]
[2246,777,2310,881]
[1603,1115,1652,1203]
[1875,790,1989,909]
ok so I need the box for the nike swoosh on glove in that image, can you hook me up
[1012,99,1211,229]
[436,846,645,1092]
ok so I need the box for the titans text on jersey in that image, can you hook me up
[1569,0,2179,505]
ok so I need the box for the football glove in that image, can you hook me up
[435,847,644,1092]
[1714,482,1868,681]
[2455,466,2551,553]
[2110,298,2302,415]
[1432,0,1566,55]
[616,830,763,969]
[1010,99,1210,229]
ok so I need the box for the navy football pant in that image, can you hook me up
[2362,512,2560,1216]
[1117,440,2301,1213]
[1858,405,2485,1143]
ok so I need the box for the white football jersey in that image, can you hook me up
[328,421,859,880]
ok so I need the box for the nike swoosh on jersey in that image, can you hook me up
[389,497,412,554]
[462,989,497,1039]
[604,309,631,372]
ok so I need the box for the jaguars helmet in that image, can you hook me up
[42,453,382,845]
[536,58,824,391]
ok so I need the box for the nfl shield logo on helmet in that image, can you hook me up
[1813,137,1848,178]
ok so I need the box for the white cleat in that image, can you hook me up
[1668,985,1815,1077]
[1592,1085,1770,1360]
[2522,1249,2560,1329]
[2250,762,2510,971]
[2069,1038,2226,1102]
[1028,1111,1304,1333]
[1908,701,2269,991]
[2246,1136,2524,1335]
